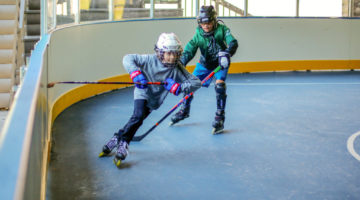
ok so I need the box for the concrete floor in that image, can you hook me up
[47,71,360,200]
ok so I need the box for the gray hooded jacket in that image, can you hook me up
[123,54,201,110]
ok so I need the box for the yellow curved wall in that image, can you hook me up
[47,18,360,124]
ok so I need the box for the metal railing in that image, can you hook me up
[41,0,360,36]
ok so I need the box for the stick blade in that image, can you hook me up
[131,135,144,141]
[47,82,56,88]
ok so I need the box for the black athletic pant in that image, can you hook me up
[119,99,151,143]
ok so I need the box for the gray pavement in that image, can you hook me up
[47,71,360,200]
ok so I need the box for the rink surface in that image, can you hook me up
[47,71,360,200]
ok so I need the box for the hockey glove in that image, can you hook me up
[218,51,230,69]
[164,78,181,96]
[130,70,147,89]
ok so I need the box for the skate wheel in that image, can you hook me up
[98,152,105,157]
[212,128,223,135]
[212,128,216,135]
[169,122,174,126]
[113,158,121,167]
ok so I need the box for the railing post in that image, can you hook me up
[191,0,193,17]
[53,0,57,28]
[41,0,47,35]
[75,0,80,24]
[195,0,199,17]
[184,0,187,17]
[296,0,299,17]
[215,0,219,15]
[109,0,114,20]
[349,0,353,17]
[150,0,154,18]
[223,1,225,16]
[244,0,248,16]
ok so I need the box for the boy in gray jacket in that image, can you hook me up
[99,33,201,166]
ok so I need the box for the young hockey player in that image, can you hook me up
[170,5,238,134]
[99,33,202,166]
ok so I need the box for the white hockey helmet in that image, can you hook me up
[155,33,183,67]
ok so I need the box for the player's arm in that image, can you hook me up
[223,26,238,56]
[217,26,238,69]
[178,67,202,94]
[123,54,150,89]
[180,36,199,67]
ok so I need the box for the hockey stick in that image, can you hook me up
[47,81,164,88]
[132,65,222,142]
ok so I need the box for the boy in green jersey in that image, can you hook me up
[170,5,238,134]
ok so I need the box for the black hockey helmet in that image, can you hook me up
[197,5,217,24]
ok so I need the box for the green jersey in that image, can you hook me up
[180,23,238,70]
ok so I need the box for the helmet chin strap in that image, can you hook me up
[199,20,217,36]
[202,29,215,36]
[155,48,181,68]
[162,61,178,68]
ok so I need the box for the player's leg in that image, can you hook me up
[212,67,228,134]
[114,99,151,164]
[170,63,211,125]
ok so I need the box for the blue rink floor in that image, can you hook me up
[47,71,360,200]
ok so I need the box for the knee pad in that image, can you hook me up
[215,82,227,98]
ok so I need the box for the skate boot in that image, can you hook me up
[99,134,119,157]
[212,110,225,134]
[170,109,189,126]
[170,95,193,126]
[113,140,129,167]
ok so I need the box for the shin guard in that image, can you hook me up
[215,82,227,112]
[181,93,193,114]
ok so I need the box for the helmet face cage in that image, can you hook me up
[155,49,182,68]
[155,33,183,68]
[197,5,217,25]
